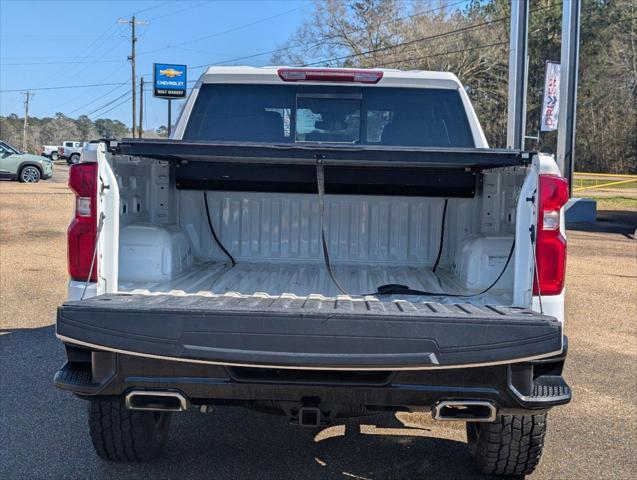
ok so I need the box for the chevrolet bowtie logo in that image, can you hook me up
[159,68,183,78]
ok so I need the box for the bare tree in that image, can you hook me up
[272,0,636,172]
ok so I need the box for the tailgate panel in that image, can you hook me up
[56,294,562,369]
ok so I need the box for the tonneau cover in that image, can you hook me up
[112,139,533,169]
[57,294,562,370]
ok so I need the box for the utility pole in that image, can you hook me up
[119,16,147,138]
[22,91,34,152]
[139,77,144,138]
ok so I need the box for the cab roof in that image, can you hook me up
[200,66,463,90]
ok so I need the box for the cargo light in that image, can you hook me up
[533,174,569,296]
[277,68,383,84]
[67,162,98,282]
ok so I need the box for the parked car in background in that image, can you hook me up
[0,140,52,182]
[58,141,84,164]
[41,144,61,161]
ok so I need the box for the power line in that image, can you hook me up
[66,82,129,115]
[1,55,112,60]
[147,1,211,21]
[187,0,468,68]
[1,2,562,99]
[302,16,509,67]
[85,90,131,117]
[89,93,132,120]
[373,40,510,68]
[1,59,121,66]
[0,77,196,94]
[131,1,171,16]
[63,42,126,81]
[138,5,303,57]
[0,81,126,93]
[2,1,474,95]
[35,23,119,87]
[373,10,585,71]
[44,62,129,113]
[300,2,558,68]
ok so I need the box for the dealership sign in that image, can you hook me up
[153,63,187,98]
[540,61,560,132]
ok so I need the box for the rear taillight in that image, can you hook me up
[67,162,98,282]
[58,147,64,155]
[277,68,383,84]
[533,174,569,296]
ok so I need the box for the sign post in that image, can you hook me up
[153,63,187,138]
[506,0,529,150]
[168,99,172,137]
[556,0,581,195]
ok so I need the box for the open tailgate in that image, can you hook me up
[57,294,562,370]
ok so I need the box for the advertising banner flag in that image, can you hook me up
[541,61,561,132]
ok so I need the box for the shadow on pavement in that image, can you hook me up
[568,208,637,237]
[0,326,497,480]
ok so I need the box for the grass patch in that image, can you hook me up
[581,196,637,210]
[572,178,637,190]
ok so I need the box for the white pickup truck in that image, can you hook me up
[54,66,571,477]
[41,144,61,161]
[58,140,84,164]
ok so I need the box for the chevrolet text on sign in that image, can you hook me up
[153,63,187,99]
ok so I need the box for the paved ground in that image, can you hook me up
[1,164,636,479]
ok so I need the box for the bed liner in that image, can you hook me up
[117,261,510,304]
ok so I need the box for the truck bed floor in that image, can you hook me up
[118,261,510,304]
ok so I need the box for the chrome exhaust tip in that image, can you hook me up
[125,390,189,412]
[432,400,496,422]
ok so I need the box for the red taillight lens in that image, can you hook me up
[58,147,64,155]
[533,174,569,296]
[67,162,98,282]
[277,68,383,84]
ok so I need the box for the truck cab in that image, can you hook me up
[55,67,570,477]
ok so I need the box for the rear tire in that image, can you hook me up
[88,400,172,462]
[467,413,547,477]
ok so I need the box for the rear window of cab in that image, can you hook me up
[184,84,474,148]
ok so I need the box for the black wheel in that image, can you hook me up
[50,151,59,161]
[70,153,80,163]
[88,400,172,462]
[18,165,41,183]
[467,414,547,477]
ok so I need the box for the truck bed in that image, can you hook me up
[118,261,510,304]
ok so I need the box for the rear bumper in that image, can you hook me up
[55,294,570,414]
[54,341,571,413]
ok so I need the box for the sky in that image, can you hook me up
[0,0,309,130]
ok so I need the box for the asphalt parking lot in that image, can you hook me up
[1,164,636,479]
